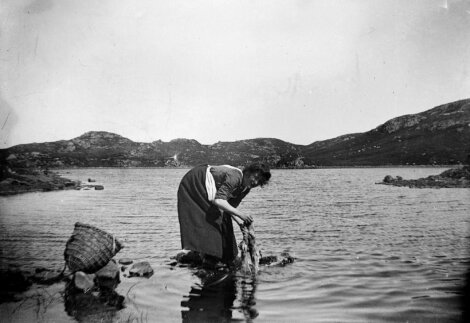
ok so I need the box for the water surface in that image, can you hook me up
[0,167,469,322]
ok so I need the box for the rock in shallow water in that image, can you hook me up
[259,256,278,265]
[258,254,295,267]
[74,272,95,292]
[30,268,64,284]
[95,260,119,280]
[175,250,203,265]
[129,261,154,277]
[95,260,120,289]
[278,255,295,266]
[383,175,393,183]
[118,258,133,265]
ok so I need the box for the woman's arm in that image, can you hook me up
[213,198,253,225]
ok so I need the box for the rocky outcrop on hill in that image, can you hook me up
[1,99,468,168]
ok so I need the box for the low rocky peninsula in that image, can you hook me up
[0,166,81,196]
[379,166,470,188]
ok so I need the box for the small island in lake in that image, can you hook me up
[379,166,470,188]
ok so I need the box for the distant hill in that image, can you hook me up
[1,99,469,169]
[302,99,470,166]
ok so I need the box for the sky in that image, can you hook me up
[0,0,469,148]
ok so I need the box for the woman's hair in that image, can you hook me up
[243,162,271,187]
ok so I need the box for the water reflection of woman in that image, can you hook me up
[177,163,271,267]
[181,274,258,322]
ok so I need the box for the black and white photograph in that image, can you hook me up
[1,0,469,322]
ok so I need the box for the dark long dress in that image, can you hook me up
[177,165,250,262]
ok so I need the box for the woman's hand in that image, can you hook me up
[236,213,253,225]
[231,214,251,232]
[214,198,253,225]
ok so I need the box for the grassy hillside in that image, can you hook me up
[302,99,470,166]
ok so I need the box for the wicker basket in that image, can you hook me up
[64,222,123,274]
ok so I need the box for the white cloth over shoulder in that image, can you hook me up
[205,165,243,202]
[205,166,217,202]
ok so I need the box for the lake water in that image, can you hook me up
[0,167,469,322]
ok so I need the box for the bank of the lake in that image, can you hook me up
[0,168,81,196]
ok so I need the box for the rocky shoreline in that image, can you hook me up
[378,166,470,188]
[0,258,153,307]
[0,167,81,196]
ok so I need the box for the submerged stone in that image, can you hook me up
[129,261,154,278]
